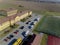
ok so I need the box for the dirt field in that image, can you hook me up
[4,0,60,12]
[0,0,60,12]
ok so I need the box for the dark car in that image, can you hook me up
[14,31,18,34]
[22,31,26,37]
[19,26,24,29]
[27,34,36,43]
[30,22,34,25]
[7,37,11,39]
[8,39,17,45]
[28,25,33,29]
[9,35,14,38]
[4,39,8,42]
[22,34,36,45]
[7,35,14,40]
[26,21,31,24]
[14,30,19,34]
[34,19,38,21]
[28,26,31,29]
[15,30,19,32]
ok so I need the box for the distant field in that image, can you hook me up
[0,2,25,10]
[1,0,60,16]
[32,10,60,16]
[0,2,17,9]
[34,15,60,37]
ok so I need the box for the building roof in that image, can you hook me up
[0,14,17,24]
[0,17,9,24]
[8,15,16,20]
[16,10,28,17]
[0,10,29,24]
[31,34,41,45]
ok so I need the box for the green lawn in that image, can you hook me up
[40,34,48,45]
[34,15,60,37]
[33,15,47,33]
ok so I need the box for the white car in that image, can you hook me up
[25,30,30,36]
[34,21,37,25]
[37,18,40,21]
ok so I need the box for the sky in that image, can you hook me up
[19,0,60,2]
[0,0,60,2]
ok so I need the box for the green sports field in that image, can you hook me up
[34,15,60,37]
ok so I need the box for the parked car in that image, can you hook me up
[22,31,26,37]
[22,30,30,37]
[34,18,38,21]
[13,38,22,45]
[34,21,37,24]
[14,30,19,34]
[22,34,36,45]
[19,26,24,29]
[26,21,31,24]
[28,25,34,29]
[7,37,11,39]
[9,35,14,38]
[27,34,36,43]
[30,22,34,25]
[14,31,18,34]
[4,39,8,42]
[34,18,40,21]
[37,18,40,21]
[7,35,14,39]
[8,39,17,45]
[15,30,19,32]
[25,30,30,36]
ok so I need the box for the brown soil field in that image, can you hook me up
[1,0,60,13]
[5,0,60,12]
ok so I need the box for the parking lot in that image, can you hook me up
[0,13,43,45]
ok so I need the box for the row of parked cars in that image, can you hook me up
[19,18,40,37]
[26,18,40,29]
[19,18,40,30]
[8,38,22,45]
[3,30,23,45]
[8,34,36,45]
[7,18,40,45]
[3,30,19,42]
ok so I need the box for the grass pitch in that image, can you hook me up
[34,15,60,37]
